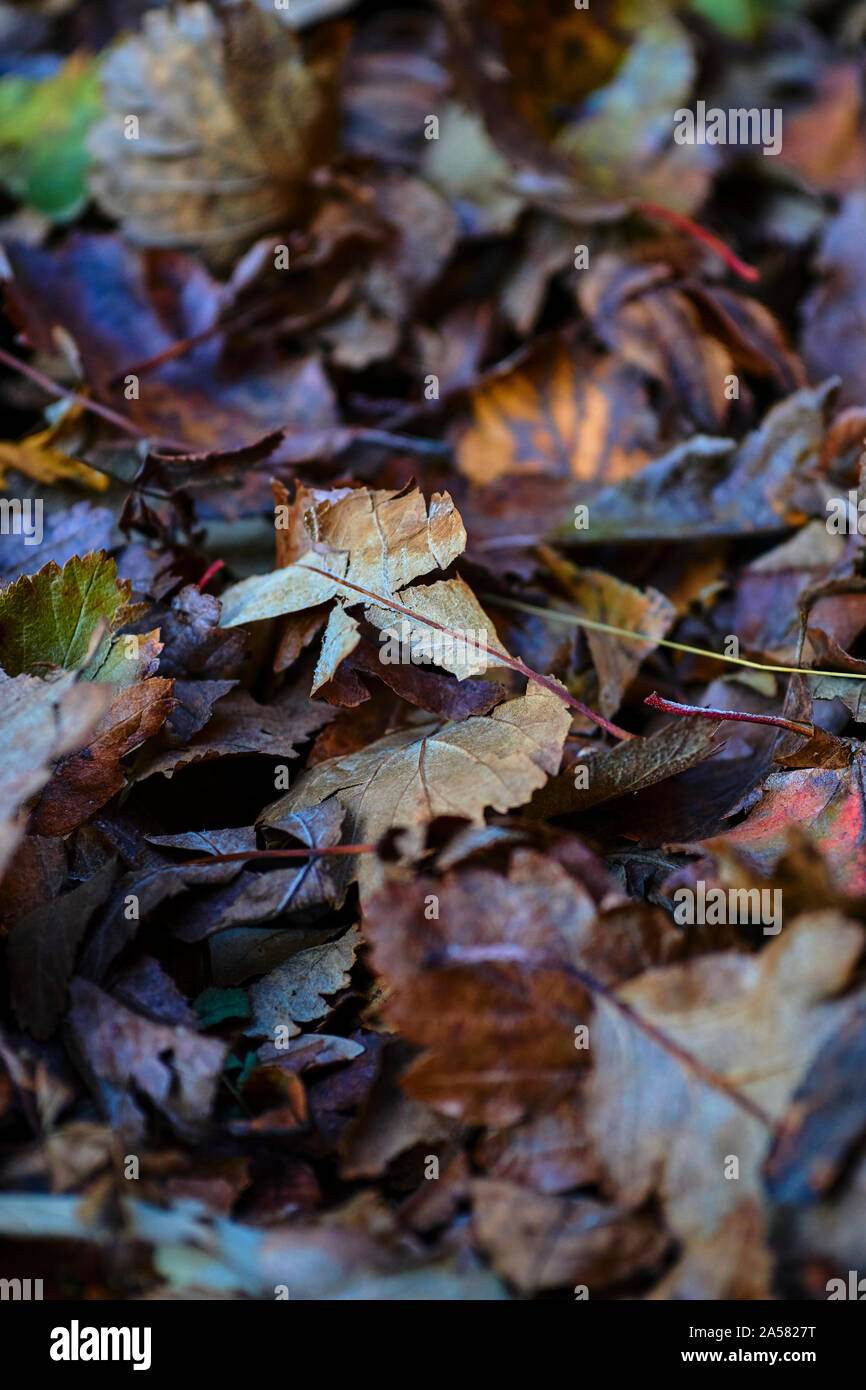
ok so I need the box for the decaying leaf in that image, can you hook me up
[221,482,511,686]
[0,671,108,878]
[457,343,658,487]
[261,682,571,897]
[3,0,866,1311]
[67,977,228,1143]
[247,924,361,1039]
[88,2,340,264]
[365,851,678,1124]
[584,913,866,1298]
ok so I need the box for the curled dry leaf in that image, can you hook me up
[221,482,511,687]
[0,671,108,878]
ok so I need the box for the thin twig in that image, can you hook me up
[294,562,634,740]
[197,559,225,591]
[636,201,760,282]
[487,593,866,681]
[645,691,812,737]
[0,344,192,452]
[181,845,375,866]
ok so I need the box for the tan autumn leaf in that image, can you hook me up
[366,575,511,681]
[0,670,109,878]
[247,924,361,1039]
[456,343,657,486]
[565,567,675,720]
[223,483,467,621]
[260,682,571,897]
[471,1179,669,1295]
[220,482,511,688]
[584,912,866,1299]
[88,2,340,264]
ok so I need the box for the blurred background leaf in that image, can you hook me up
[0,56,103,219]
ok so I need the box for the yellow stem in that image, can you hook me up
[486,595,866,682]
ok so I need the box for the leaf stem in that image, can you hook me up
[644,691,812,737]
[197,558,225,591]
[636,201,760,282]
[0,344,191,452]
[487,593,866,682]
[182,845,375,866]
[295,563,634,740]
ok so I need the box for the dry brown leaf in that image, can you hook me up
[0,671,108,878]
[261,682,571,898]
[247,925,361,1040]
[88,2,340,264]
[68,977,228,1144]
[584,912,866,1298]
[0,419,109,493]
[471,1179,669,1294]
[32,676,175,835]
[457,343,658,486]
[364,850,678,1124]
[565,567,675,720]
[221,483,510,687]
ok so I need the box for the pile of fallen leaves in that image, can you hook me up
[2,0,866,1301]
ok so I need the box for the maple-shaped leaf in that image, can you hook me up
[220,483,511,688]
[261,682,571,898]
[0,553,143,679]
[247,924,361,1040]
[583,912,866,1298]
[88,1,340,265]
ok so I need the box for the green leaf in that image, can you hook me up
[686,0,797,39]
[195,987,251,1028]
[0,57,103,220]
[0,553,138,678]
